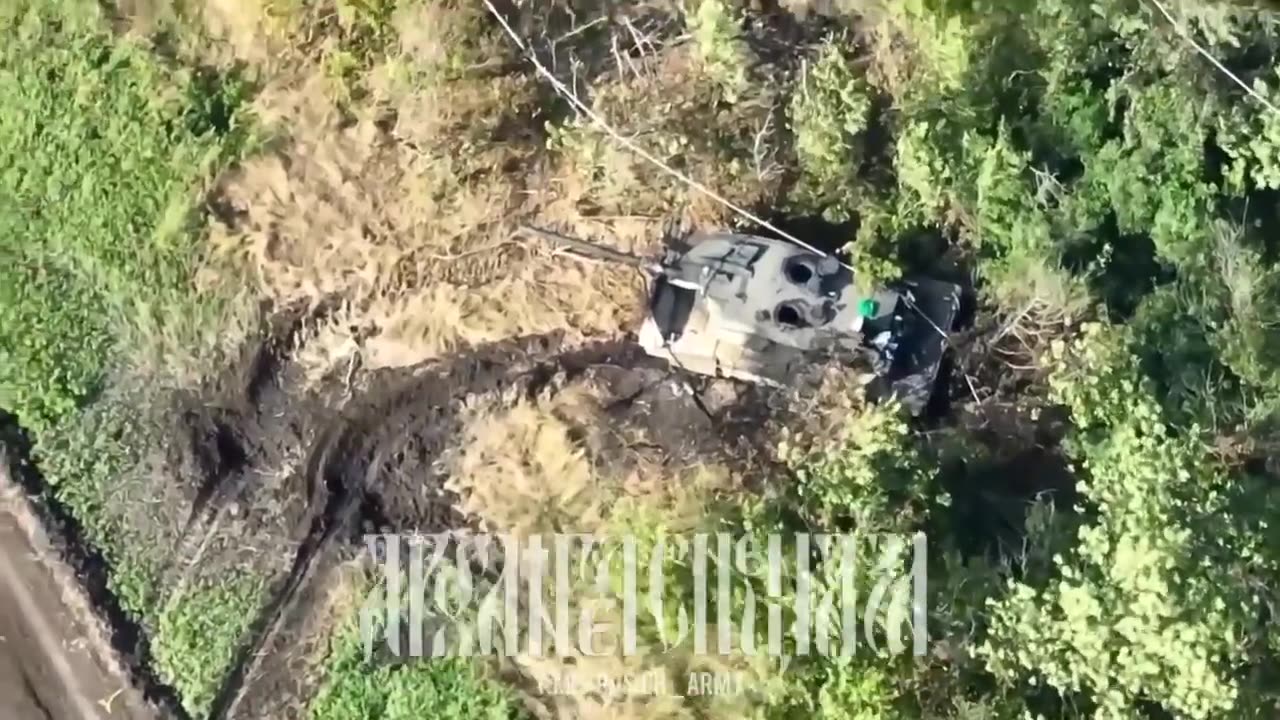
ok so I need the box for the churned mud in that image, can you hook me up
[0,278,1037,720]
[2,300,795,719]
[218,331,756,719]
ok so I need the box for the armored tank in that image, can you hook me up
[520,226,962,415]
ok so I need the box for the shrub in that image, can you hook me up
[310,578,523,720]
[780,401,939,531]
[788,38,873,217]
[687,0,751,102]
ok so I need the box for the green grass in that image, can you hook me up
[0,0,250,435]
[0,3,258,716]
[309,589,524,720]
[36,388,166,616]
[154,573,268,718]
[37,384,268,719]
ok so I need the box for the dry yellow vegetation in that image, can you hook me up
[196,0,785,388]
[447,386,608,536]
[443,378,774,720]
[446,379,734,535]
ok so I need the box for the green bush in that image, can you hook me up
[1217,70,1280,193]
[780,402,940,531]
[981,324,1262,719]
[788,38,873,217]
[688,0,750,102]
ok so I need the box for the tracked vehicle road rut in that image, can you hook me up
[0,314,858,720]
[208,334,671,719]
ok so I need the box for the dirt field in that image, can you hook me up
[0,510,157,720]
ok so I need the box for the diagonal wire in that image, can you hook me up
[482,1,956,344]
[1145,0,1280,116]
[479,0,851,269]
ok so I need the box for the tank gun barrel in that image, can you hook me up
[516,226,663,274]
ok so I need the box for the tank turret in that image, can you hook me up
[519,226,961,415]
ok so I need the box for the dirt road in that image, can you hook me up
[0,511,157,720]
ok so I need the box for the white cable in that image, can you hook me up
[484,2,953,344]
[1146,0,1280,117]
[480,0,853,270]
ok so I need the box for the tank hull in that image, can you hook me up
[637,233,960,415]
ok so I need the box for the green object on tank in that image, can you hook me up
[858,298,879,317]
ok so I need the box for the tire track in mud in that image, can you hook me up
[159,320,313,611]
[209,334,656,720]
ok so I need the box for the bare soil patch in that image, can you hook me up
[0,501,159,720]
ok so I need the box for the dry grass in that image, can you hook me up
[446,386,609,536]
[545,42,779,225]
[79,3,811,718]
[445,375,739,535]
[199,0,303,64]
[504,560,779,720]
[208,56,650,384]
[108,0,309,70]
[199,0,786,387]
[442,379,777,720]
[118,279,263,391]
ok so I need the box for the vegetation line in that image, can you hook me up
[0,415,191,720]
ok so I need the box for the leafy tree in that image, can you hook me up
[981,324,1266,719]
